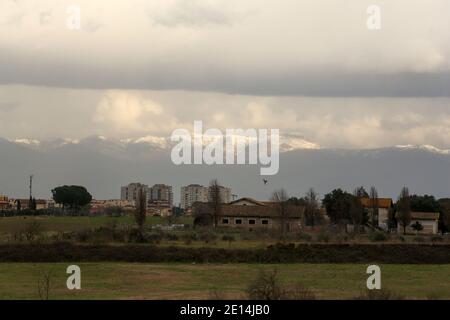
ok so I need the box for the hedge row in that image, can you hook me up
[0,243,449,264]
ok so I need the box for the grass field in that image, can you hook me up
[0,215,193,233]
[0,263,448,300]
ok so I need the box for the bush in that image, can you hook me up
[199,231,218,244]
[166,233,179,241]
[414,236,425,243]
[222,235,235,243]
[126,228,147,243]
[354,289,405,300]
[247,269,283,300]
[247,269,315,300]
[23,221,43,243]
[146,232,163,244]
[182,232,198,242]
[317,232,330,243]
[297,233,312,242]
[368,231,388,242]
[431,235,443,243]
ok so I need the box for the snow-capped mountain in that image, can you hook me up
[2,136,450,202]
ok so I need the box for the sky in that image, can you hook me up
[1,0,450,149]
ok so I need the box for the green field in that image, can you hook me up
[0,263,448,300]
[0,215,193,233]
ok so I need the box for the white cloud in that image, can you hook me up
[0,0,449,95]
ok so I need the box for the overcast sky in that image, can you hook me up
[1,0,450,149]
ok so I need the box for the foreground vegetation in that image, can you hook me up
[0,263,448,300]
[1,215,449,249]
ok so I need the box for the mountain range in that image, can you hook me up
[1,136,450,203]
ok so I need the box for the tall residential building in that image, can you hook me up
[148,184,173,207]
[120,183,148,202]
[180,184,208,209]
[208,185,232,204]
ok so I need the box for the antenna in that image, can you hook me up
[29,174,33,199]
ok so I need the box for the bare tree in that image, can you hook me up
[209,179,223,228]
[23,221,42,244]
[397,187,411,235]
[37,269,53,300]
[304,188,320,228]
[134,187,147,230]
[271,189,289,238]
[369,186,379,227]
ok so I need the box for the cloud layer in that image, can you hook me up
[1,86,450,149]
[1,0,450,96]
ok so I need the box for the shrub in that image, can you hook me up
[431,235,443,243]
[199,231,218,244]
[182,232,198,242]
[145,232,163,244]
[282,284,316,300]
[368,231,388,242]
[166,233,179,241]
[354,289,405,300]
[247,269,315,300]
[208,289,226,300]
[75,229,91,243]
[297,233,312,242]
[127,228,147,243]
[247,269,283,300]
[414,236,425,243]
[23,221,43,243]
[222,235,235,243]
[317,232,330,243]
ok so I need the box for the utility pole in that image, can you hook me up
[29,174,33,199]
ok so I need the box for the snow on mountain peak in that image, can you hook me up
[395,144,450,155]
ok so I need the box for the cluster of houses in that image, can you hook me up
[0,195,57,211]
[0,186,442,235]
[192,196,440,235]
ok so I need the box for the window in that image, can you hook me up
[222,218,229,224]
[235,219,242,225]
[262,220,269,225]
[249,219,256,225]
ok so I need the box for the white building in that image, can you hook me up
[396,212,440,235]
[120,183,148,202]
[180,184,209,209]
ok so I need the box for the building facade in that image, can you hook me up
[148,184,173,207]
[120,183,148,202]
[193,197,304,232]
[360,198,394,230]
[208,185,232,204]
[180,184,208,209]
[396,212,440,235]
[0,195,9,210]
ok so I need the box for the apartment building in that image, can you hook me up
[180,184,208,209]
[148,184,173,207]
[120,183,148,202]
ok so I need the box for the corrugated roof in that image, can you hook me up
[229,197,267,206]
[360,198,393,209]
[193,201,304,218]
[395,211,439,220]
